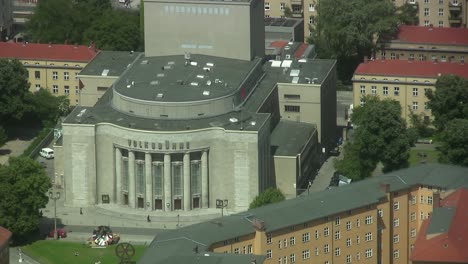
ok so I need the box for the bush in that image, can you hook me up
[249,188,285,209]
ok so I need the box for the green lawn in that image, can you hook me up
[409,149,440,166]
[22,240,147,264]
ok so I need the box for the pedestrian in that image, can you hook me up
[147,215,151,222]
[80,208,83,215]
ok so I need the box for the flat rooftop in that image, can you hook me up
[271,120,316,156]
[266,58,335,85]
[114,54,261,102]
[265,17,302,28]
[79,51,142,77]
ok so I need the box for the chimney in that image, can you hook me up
[433,192,441,209]
[379,183,390,193]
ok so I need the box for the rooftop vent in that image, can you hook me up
[250,121,256,126]
[298,58,307,63]
[196,75,204,79]
[288,41,294,45]
[281,60,293,68]
[168,61,175,65]
[203,67,211,72]
[150,80,159,85]
[157,73,165,78]
[312,77,319,84]
[284,46,291,50]
[206,80,212,86]
[156,93,164,98]
[141,60,148,65]
[203,90,210,96]
[190,61,198,66]
[271,60,282,67]
[177,80,184,85]
[77,109,87,117]
[163,65,172,70]
[290,69,300,77]
[229,117,239,123]
[206,62,215,67]
[101,69,110,76]
[190,82,199,86]
[292,76,299,84]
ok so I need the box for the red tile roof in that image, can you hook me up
[269,41,288,49]
[0,226,12,247]
[354,60,468,79]
[0,42,98,62]
[411,188,468,263]
[294,43,308,59]
[394,25,468,46]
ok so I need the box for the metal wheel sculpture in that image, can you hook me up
[115,242,135,264]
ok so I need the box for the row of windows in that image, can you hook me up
[264,2,316,12]
[232,244,253,255]
[359,85,431,97]
[38,85,78,95]
[267,248,374,261]
[410,195,434,205]
[33,71,78,80]
[164,5,230,16]
[381,52,464,63]
[24,61,81,68]
[359,98,427,111]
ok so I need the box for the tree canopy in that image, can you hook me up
[438,119,468,166]
[0,157,51,240]
[336,96,411,180]
[0,59,31,122]
[25,89,70,128]
[249,188,285,209]
[426,75,468,131]
[26,0,141,51]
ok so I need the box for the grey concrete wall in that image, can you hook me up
[273,156,297,199]
[62,124,97,207]
[319,62,337,152]
[79,76,117,107]
[144,0,263,61]
[53,144,64,187]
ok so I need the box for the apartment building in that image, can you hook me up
[398,0,468,28]
[352,59,468,122]
[137,164,468,264]
[378,25,468,63]
[0,0,13,40]
[0,42,97,105]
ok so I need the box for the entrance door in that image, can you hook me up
[137,197,144,208]
[123,194,129,205]
[154,199,162,210]
[174,199,182,210]
[192,197,200,209]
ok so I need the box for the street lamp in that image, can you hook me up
[216,199,228,217]
[48,189,60,239]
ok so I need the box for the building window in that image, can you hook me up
[365,249,373,258]
[393,250,400,259]
[35,71,40,79]
[346,254,351,264]
[393,234,399,243]
[356,252,361,260]
[309,16,315,25]
[371,86,376,95]
[413,87,419,96]
[411,195,416,204]
[424,20,430,26]
[302,250,310,260]
[438,8,443,16]
[35,84,41,91]
[267,234,272,244]
[335,230,340,240]
[424,0,429,3]
[284,94,300,100]
[234,248,239,254]
[424,8,429,16]
[356,235,360,244]
[411,228,416,237]
[309,3,315,11]
[420,211,425,220]
[393,218,400,227]
[75,86,79,95]
[441,55,447,62]
[365,216,373,225]
[315,247,319,256]
[284,105,300,112]
[267,249,272,259]
[290,253,295,263]
[356,219,360,227]
[365,232,372,242]
[381,51,386,59]
[335,247,341,256]
[278,240,282,249]
[302,232,310,243]
[346,221,351,230]
[52,85,59,94]
[393,201,399,210]
[390,53,396,60]
[412,102,418,110]
[264,2,270,10]
[315,230,319,239]
[439,0,443,3]
[377,209,383,217]
[428,196,433,205]
[461,56,465,63]
[284,239,288,248]
[360,85,365,94]
[420,195,425,204]
[335,216,341,226]
[346,238,351,247]
[324,244,329,253]
[64,72,70,80]
[52,71,58,80]
[383,87,388,95]
[394,87,400,96]
[411,212,416,221]
[419,54,425,61]
[290,236,295,246]
[409,54,415,60]
[280,3,285,11]
[64,85,70,95]
[324,227,329,237]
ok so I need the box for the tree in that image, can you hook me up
[336,96,411,179]
[396,3,419,25]
[83,10,141,51]
[0,59,31,122]
[249,188,285,209]
[25,89,70,128]
[438,119,468,166]
[426,75,468,131]
[0,127,7,147]
[0,157,51,239]
[408,109,435,139]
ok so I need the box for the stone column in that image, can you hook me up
[201,150,208,208]
[183,152,191,211]
[128,151,136,208]
[115,147,122,205]
[145,152,152,211]
[164,153,171,211]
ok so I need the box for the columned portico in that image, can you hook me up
[145,152,152,210]
[115,147,122,204]
[201,150,208,208]
[128,150,136,208]
[164,153,171,211]
[183,152,190,211]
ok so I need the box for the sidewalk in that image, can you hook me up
[308,152,343,193]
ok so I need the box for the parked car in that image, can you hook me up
[48,228,67,238]
[39,148,54,159]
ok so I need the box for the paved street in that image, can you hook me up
[9,248,40,264]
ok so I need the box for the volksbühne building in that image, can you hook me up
[136,164,468,264]
[0,42,97,105]
[352,59,468,122]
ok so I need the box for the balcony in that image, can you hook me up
[292,11,303,18]
[449,16,462,25]
[291,0,303,5]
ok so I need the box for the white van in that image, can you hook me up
[40,148,54,159]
